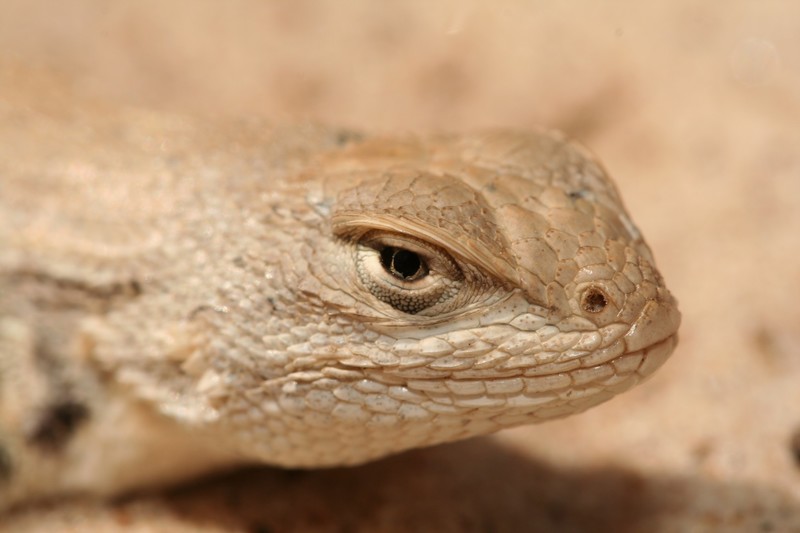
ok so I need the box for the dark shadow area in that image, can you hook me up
[147,438,800,533]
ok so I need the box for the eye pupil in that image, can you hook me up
[393,249,421,278]
[380,247,426,280]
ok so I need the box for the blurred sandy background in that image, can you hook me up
[1,1,799,531]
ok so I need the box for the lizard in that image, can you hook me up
[0,76,680,510]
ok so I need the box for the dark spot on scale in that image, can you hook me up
[0,444,12,481]
[28,400,89,452]
[568,190,587,200]
[790,427,800,468]
[189,304,215,319]
[334,130,365,146]
[129,279,143,296]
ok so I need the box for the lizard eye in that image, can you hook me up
[379,247,428,281]
[355,232,463,315]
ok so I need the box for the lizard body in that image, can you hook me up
[0,85,679,508]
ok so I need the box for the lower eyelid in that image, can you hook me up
[357,253,454,313]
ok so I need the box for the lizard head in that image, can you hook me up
[213,130,680,466]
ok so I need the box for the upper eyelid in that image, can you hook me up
[364,234,436,252]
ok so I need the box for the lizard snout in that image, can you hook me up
[624,288,681,353]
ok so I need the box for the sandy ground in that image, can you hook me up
[1,1,799,531]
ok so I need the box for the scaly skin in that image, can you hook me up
[0,91,679,508]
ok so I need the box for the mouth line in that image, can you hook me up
[277,332,679,391]
[620,332,678,378]
[400,335,680,407]
[326,334,680,392]
[440,333,679,383]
